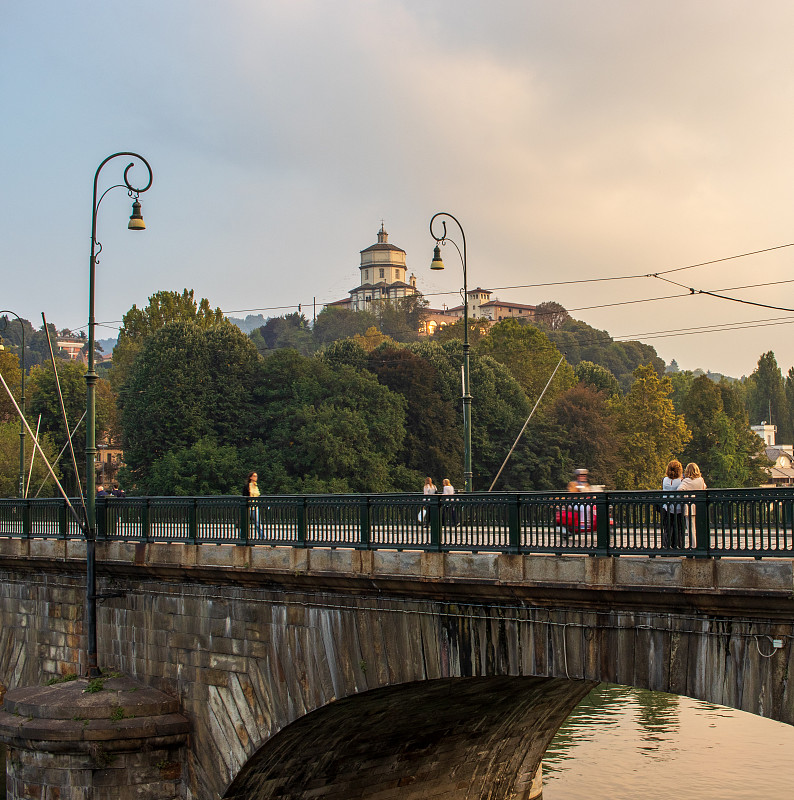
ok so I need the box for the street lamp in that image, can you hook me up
[0,311,27,497]
[85,153,152,677]
[429,212,472,492]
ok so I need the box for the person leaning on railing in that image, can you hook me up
[677,463,707,548]
[660,460,684,549]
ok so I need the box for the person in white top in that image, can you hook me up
[677,462,707,548]
[441,478,456,526]
[661,459,683,548]
[420,477,437,526]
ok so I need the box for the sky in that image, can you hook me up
[3,1,794,378]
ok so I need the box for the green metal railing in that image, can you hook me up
[0,489,792,557]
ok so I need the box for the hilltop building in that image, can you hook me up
[328,225,537,334]
[752,423,794,486]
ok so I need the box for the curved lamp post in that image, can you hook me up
[85,153,152,677]
[429,212,472,492]
[0,311,26,497]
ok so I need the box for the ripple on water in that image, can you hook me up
[542,685,794,800]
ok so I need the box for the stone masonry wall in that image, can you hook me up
[0,541,792,799]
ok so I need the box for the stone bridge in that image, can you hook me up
[0,538,792,799]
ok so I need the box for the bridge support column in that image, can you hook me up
[0,674,189,800]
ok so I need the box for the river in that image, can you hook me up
[544,684,794,799]
[1,685,792,798]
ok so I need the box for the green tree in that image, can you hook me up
[574,360,621,399]
[746,351,792,442]
[120,321,262,491]
[550,385,621,488]
[252,312,314,356]
[0,350,23,422]
[366,345,462,482]
[254,349,411,492]
[680,376,770,487]
[533,300,570,330]
[430,317,491,345]
[312,306,378,346]
[111,289,225,388]
[373,295,429,342]
[545,317,664,391]
[0,421,61,497]
[146,438,248,496]
[408,340,563,490]
[612,364,691,489]
[476,318,576,408]
[28,361,115,494]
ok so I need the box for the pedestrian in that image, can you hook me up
[660,460,683,548]
[110,481,125,498]
[420,477,437,526]
[242,471,263,537]
[677,463,707,548]
[96,484,109,498]
[441,478,456,526]
[565,469,592,538]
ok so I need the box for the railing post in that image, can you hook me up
[142,498,151,543]
[429,496,441,551]
[59,498,68,539]
[22,499,31,539]
[595,492,609,555]
[238,497,249,546]
[297,498,308,547]
[508,494,520,553]
[693,491,710,558]
[188,498,198,545]
[95,497,106,540]
[359,496,371,549]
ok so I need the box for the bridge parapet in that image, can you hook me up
[1,488,793,558]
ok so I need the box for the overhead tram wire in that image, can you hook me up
[67,240,794,341]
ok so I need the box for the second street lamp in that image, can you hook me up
[84,152,152,677]
[0,311,27,497]
[429,212,473,492]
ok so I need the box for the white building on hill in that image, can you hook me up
[327,225,537,335]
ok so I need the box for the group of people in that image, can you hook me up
[421,477,455,526]
[660,460,707,548]
[96,482,125,498]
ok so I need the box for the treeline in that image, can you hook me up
[0,291,778,497]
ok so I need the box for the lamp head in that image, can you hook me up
[128,198,146,231]
[430,244,445,270]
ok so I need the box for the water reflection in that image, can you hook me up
[544,685,794,799]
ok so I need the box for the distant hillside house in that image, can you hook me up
[56,335,86,362]
[327,225,536,335]
[752,423,794,486]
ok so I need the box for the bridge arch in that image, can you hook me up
[222,677,595,800]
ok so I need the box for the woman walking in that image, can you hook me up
[243,471,263,537]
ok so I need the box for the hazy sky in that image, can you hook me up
[3,1,794,378]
